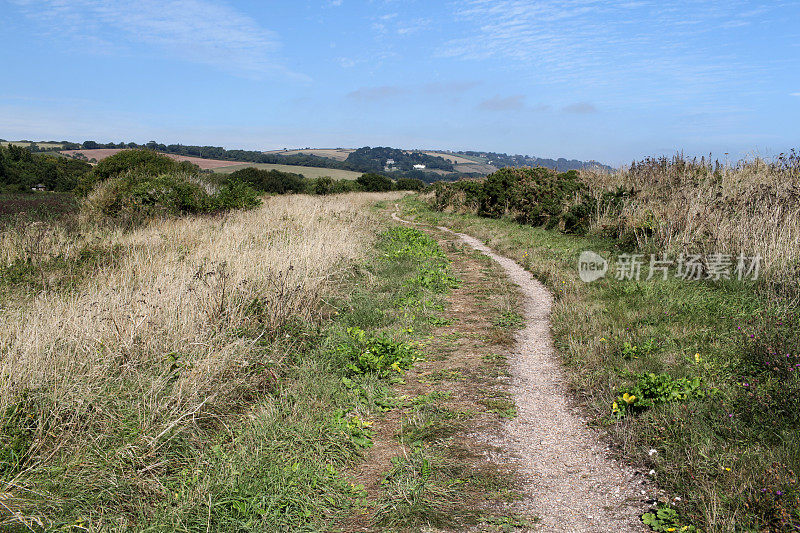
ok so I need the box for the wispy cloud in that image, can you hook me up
[10,0,300,79]
[563,102,598,114]
[423,81,481,95]
[792,92,800,97]
[441,1,782,101]
[346,86,406,102]
[478,95,526,111]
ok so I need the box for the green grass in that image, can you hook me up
[401,195,800,532]
[211,162,364,180]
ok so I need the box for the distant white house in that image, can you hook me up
[413,164,426,170]
[386,159,395,165]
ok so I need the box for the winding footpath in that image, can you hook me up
[392,208,646,532]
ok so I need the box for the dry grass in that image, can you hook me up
[582,154,800,281]
[0,192,400,525]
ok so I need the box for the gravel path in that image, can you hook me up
[393,207,646,531]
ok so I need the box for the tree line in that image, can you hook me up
[0,144,92,193]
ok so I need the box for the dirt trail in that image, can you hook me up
[393,207,645,532]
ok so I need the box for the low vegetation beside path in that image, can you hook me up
[408,152,800,533]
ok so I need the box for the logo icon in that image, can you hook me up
[578,251,608,283]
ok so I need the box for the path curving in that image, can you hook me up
[393,207,645,531]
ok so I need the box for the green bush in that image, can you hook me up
[82,172,259,224]
[213,180,262,210]
[434,167,592,232]
[312,176,334,195]
[91,149,198,182]
[357,172,393,192]
[227,167,305,194]
[396,178,426,191]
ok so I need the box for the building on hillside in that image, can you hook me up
[32,183,46,191]
[413,164,426,170]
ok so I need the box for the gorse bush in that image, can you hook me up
[435,167,592,233]
[78,149,262,225]
[81,172,260,225]
[82,149,198,193]
[395,178,426,191]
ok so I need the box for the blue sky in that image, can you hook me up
[1,0,798,164]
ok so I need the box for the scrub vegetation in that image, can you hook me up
[411,150,800,533]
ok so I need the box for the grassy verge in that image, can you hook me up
[400,196,800,532]
[339,211,537,532]
[2,194,426,531]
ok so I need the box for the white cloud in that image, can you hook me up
[791,92,800,97]
[10,0,302,79]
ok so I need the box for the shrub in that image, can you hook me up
[213,180,262,210]
[313,176,334,195]
[82,173,212,224]
[396,178,426,191]
[91,149,198,182]
[228,167,305,194]
[81,172,259,224]
[330,179,360,194]
[435,167,591,231]
[357,172,393,192]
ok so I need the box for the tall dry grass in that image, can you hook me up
[0,192,398,524]
[582,153,800,281]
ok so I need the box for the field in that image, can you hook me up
[1,141,65,150]
[59,149,240,170]
[454,162,498,174]
[212,162,364,180]
[262,148,354,161]
[421,151,486,165]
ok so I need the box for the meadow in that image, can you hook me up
[1,191,438,530]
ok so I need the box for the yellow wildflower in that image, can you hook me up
[695,352,701,363]
[622,392,637,405]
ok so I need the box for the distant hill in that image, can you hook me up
[4,138,614,181]
[456,150,614,172]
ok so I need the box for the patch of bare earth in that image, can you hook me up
[338,227,536,531]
